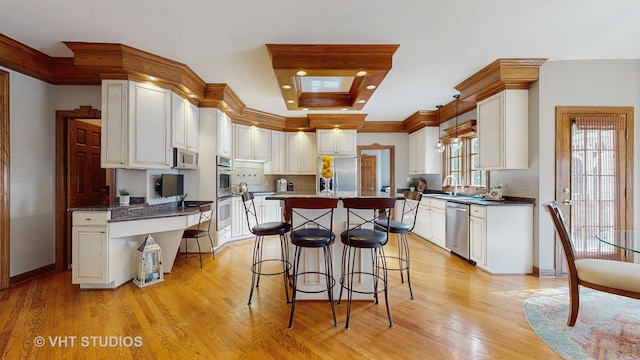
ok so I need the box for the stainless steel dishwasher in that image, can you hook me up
[445,201,470,260]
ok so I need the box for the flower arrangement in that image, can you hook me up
[119,189,130,206]
[119,189,130,196]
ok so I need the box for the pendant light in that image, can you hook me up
[450,94,462,151]
[434,105,445,153]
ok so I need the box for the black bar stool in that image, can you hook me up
[375,191,422,299]
[337,197,396,330]
[242,192,292,305]
[181,202,215,268]
[285,197,339,329]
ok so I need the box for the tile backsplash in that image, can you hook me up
[264,175,316,192]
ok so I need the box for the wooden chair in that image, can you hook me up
[544,201,640,326]
[181,202,214,268]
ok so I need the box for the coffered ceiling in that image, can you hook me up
[1,0,639,122]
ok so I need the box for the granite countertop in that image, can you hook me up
[69,200,214,222]
[415,193,534,206]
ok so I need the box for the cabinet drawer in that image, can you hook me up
[430,199,446,210]
[72,212,109,226]
[470,205,486,218]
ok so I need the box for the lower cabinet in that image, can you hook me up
[231,195,282,239]
[410,198,446,250]
[72,211,109,284]
[469,204,533,274]
[429,200,446,248]
[469,206,487,267]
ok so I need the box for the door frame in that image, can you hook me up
[554,106,634,275]
[55,106,107,271]
[0,71,9,289]
[357,143,395,195]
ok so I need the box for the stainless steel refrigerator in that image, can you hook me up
[317,157,358,193]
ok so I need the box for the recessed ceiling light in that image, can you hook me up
[357,99,366,104]
[366,84,377,90]
[296,70,307,76]
[341,108,348,111]
[356,71,367,77]
[286,100,295,104]
[188,94,197,99]
[302,108,309,111]
[147,76,158,81]
[282,84,292,90]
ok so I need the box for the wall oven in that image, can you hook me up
[217,156,232,198]
[217,197,232,231]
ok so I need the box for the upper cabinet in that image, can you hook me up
[316,129,357,156]
[234,124,271,162]
[216,110,233,158]
[101,80,172,169]
[477,89,529,170]
[265,130,286,174]
[171,92,199,151]
[286,132,316,174]
[408,127,441,174]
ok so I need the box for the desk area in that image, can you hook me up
[70,201,213,289]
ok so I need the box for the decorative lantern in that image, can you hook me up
[133,234,164,287]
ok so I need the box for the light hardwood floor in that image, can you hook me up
[0,234,566,359]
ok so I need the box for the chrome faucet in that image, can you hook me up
[442,175,458,196]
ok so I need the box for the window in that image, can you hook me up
[444,136,487,189]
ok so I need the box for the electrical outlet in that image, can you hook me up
[522,182,531,191]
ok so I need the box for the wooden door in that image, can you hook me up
[360,154,376,193]
[69,120,109,208]
[555,106,633,274]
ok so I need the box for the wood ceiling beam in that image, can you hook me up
[455,58,547,102]
[307,114,367,129]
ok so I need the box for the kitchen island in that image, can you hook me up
[69,201,213,289]
[266,192,401,300]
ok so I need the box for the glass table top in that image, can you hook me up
[596,230,639,254]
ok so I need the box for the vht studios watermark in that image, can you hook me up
[34,335,143,348]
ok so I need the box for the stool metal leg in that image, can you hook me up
[324,246,338,327]
[400,233,414,299]
[248,235,263,305]
[288,246,302,329]
[280,234,290,304]
[379,247,393,328]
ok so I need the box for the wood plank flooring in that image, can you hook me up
[0,234,566,359]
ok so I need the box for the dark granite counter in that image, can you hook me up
[69,200,214,222]
[419,193,534,207]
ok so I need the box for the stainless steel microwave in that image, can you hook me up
[173,148,199,169]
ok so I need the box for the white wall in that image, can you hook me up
[489,59,640,274]
[55,85,101,109]
[6,68,56,276]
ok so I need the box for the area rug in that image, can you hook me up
[523,288,640,360]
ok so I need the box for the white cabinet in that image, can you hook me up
[172,92,199,151]
[286,132,316,174]
[72,211,109,284]
[231,195,282,239]
[407,198,446,249]
[216,110,233,158]
[428,199,446,248]
[231,196,249,238]
[469,205,487,267]
[265,130,285,174]
[477,89,529,170]
[413,202,429,239]
[469,204,533,274]
[316,129,357,156]
[101,80,172,169]
[408,127,441,174]
[234,124,271,161]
